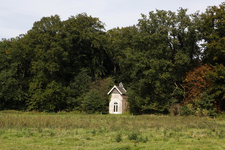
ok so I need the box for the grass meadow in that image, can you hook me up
[0,111,225,150]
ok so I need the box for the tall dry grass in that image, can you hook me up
[0,112,222,132]
[1,112,225,149]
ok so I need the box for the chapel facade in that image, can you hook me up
[107,83,127,114]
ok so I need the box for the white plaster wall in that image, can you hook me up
[109,94,123,114]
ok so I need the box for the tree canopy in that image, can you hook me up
[1,3,225,114]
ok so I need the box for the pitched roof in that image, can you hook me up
[107,85,126,95]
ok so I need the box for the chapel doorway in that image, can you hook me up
[114,102,118,114]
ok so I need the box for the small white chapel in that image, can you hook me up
[107,83,127,114]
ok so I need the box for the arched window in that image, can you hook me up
[114,102,118,113]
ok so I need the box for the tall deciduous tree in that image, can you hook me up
[63,13,109,79]
[107,26,139,79]
[200,2,225,65]
[26,15,67,111]
[0,39,19,109]
[66,71,91,111]
[24,13,110,112]
[122,8,201,113]
[0,38,30,110]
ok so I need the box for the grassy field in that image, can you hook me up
[0,111,225,150]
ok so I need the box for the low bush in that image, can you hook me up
[128,132,138,140]
[115,132,122,142]
[180,103,194,116]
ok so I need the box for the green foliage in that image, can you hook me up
[90,77,115,113]
[107,26,138,78]
[198,92,216,116]
[207,64,225,112]
[180,91,216,116]
[25,15,68,112]
[66,71,91,111]
[63,13,109,79]
[1,3,225,114]
[83,89,104,113]
[91,129,96,135]
[124,8,200,113]
[128,132,138,140]
[115,132,122,142]
[113,146,131,150]
[200,2,225,65]
[0,13,112,112]
[180,103,195,116]
[0,39,27,110]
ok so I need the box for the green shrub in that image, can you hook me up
[83,89,104,114]
[136,135,148,143]
[0,130,5,136]
[49,131,55,137]
[143,136,148,143]
[37,127,43,133]
[128,132,138,140]
[180,103,194,116]
[92,129,96,135]
[181,92,216,117]
[218,130,225,138]
[199,92,216,116]
[202,109,209,117]
[195,108,201,117]
[113,146,131,150]
[115,132,122,142]
[66,71,91,112]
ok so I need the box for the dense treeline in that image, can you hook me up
[1,3,225,115]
